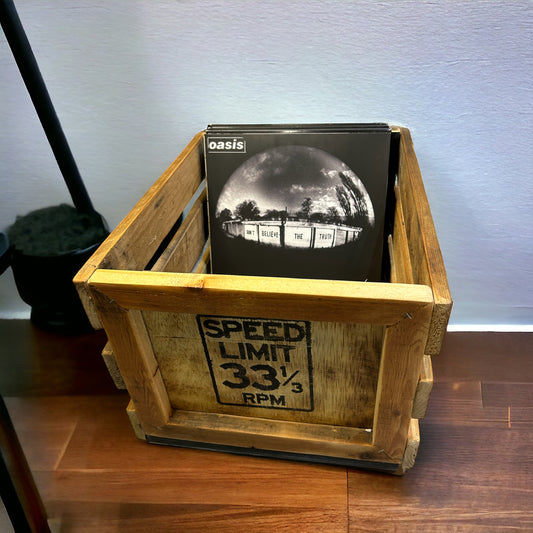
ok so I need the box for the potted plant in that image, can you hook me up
[1,0,108,332]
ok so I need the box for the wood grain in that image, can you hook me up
[100,342,126,390]
[192,241,211,274]
[7,394,348,531]
[411,354,433,419]
[143,312,383,428]
[88,293,172,431]
[348,380,533,531]
[372,305,432,461]
[3,323,532,532]
[151,410,379,463]
[397,418,419,474]
[390,184,414,285]
[433,331,533,382]
[88,269,434,325]
[0,320,111,396]
[396,127,452,355]
[150,183,207,274]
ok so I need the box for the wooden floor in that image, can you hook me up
[1,319,532,532]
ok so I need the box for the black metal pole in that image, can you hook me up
[0,0,95,214]
[0,395,51,533]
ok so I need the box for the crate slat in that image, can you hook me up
[151,183,207,273]
[396,127,452,354]
[88,270,433,326]
[412,355,434,419]
[372,303,432,461]
[391,184,415,285]
[90,294,172,431]
[395,419,420,475]
[101,341,126,390]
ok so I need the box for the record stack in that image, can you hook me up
[204,123,392,282]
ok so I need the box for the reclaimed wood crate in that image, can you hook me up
[74,126,451,474]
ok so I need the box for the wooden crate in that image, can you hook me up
[74,127,451,474]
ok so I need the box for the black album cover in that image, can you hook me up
[204,124,392,282]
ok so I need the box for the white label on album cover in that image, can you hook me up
[284,226,312,248]
[258,224,282,246]
[206,136,246,153]
[197,315,314,411]
[314,227,336,248]
[243,223,259,241]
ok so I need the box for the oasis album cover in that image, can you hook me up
[204,124,392,282]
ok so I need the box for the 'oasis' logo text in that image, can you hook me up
[207,137,246,153]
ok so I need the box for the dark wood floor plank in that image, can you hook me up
[37,468,347,509]
[434,332,533,383]
[348,427,533,530]
[6,395,348,530]
[348,340,533,532]
[34,462,348,531]
[3,322,533,531]
[44,501,347,533]
[0,320,114,396]
[4,397,78,471]
[481,382,533,408]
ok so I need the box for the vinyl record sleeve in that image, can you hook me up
[204,124,391,282]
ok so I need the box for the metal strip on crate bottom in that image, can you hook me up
[145,434,400,472]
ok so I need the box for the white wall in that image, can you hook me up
[1,0,532,327]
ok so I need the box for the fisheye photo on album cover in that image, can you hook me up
[204,124,391,282]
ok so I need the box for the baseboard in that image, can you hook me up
[447,324,533,333]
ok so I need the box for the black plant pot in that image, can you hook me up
[6,204,108,334]
[10,240,103,334]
